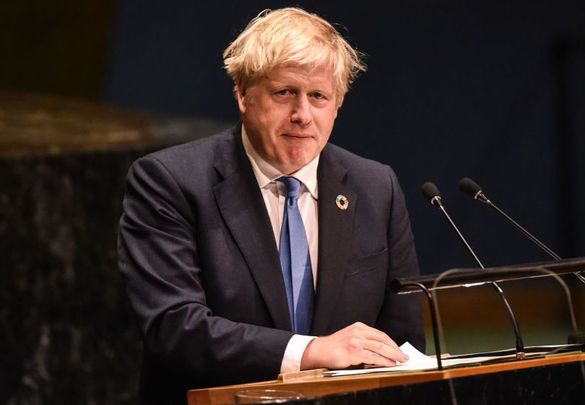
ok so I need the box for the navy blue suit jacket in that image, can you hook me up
[118,126,424,404]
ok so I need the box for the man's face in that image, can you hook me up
[237,64,339,175]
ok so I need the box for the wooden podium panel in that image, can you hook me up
[187,353,585,404]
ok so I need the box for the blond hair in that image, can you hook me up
[223,8,366,102]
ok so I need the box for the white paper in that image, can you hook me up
[323,342,527,377]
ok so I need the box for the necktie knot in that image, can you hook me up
[278,176,302,201]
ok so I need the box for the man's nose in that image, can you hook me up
[290,95,312,126]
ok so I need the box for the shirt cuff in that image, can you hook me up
[280,334,317,373]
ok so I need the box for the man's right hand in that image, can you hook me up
[300,322,408,370]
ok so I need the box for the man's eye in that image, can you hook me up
[311,92,327,100]
[275,89,292,96]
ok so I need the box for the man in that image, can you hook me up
[118,7,424,404]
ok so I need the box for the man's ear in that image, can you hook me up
[336,94,345,111]
[236,82,247,114]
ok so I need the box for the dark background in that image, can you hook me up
[2,0,584,272]
[104,0,585,273]
[103,0,584,272]
[1,0,584,403]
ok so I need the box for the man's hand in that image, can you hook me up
[300,322,408,370]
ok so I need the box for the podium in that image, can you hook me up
[188,353,585,404]
[189,258,585,404]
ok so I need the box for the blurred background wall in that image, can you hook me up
[1,0,584,403]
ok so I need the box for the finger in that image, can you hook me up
[359,348,397,367]
[351,323,401,351]
[361,339,409,363]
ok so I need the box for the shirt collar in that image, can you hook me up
[242,125,319,199]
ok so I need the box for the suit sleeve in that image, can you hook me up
[117,156,293,386]
[375,167,426,351]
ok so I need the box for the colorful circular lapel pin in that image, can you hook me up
[335,195,349,210]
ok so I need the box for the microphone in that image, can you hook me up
[422,182,485,267]
[458,176,585,284]
[422,181,526,358]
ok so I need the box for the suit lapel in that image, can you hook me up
[312,147,357,335]
[212,133,292,331]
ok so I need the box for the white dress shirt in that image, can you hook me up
[241,126,318,372]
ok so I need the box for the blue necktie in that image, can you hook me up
[278,176,314,334]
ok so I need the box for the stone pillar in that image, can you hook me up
[0,92,229,404]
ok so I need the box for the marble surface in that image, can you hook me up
[294,359,585,404]
[0,92,230,404]
[0,151,142,403]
